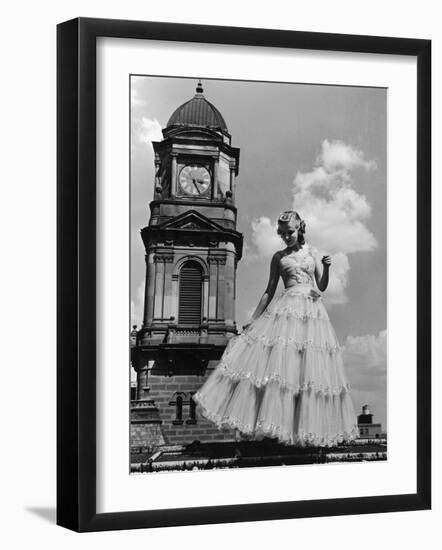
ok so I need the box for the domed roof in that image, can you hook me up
[166,81,228,132]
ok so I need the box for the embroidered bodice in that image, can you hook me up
[279,244,316,288]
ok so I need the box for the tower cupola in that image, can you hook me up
[166,81,229,134]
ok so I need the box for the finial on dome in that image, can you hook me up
[196,80,204,94]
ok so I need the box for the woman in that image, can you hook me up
[193,210,359,447]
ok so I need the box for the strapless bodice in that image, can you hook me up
[279,244,316,288]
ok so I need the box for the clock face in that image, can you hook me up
[179,165,211,196]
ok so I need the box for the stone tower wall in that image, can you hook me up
[149,368,237,446]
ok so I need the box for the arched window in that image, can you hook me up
[189,395,196,421]
[178,260,203,325]
[176,395,183,421]
[170,392,187,425]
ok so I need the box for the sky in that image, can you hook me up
[130,75,387,429]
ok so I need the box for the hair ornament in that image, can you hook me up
[277,210,301,231]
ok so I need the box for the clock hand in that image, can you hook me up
[192,179,201,194]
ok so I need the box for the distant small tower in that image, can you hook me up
[358,404,373,424]
[357,404,384,439]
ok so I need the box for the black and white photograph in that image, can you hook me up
[0,0,436,541]
[129,75,387,473]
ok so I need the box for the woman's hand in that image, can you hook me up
[321,255,331,267]
[314,253,331,292]
[309,288,321,300]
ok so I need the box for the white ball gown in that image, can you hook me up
[193,244,359,447]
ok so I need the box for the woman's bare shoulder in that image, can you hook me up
[272,249,286,261]
[268,249,285,270]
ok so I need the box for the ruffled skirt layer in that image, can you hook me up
[193,285,359,447]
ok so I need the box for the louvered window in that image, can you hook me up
[178,261,203,325]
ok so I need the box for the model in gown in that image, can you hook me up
[193,210,359,447]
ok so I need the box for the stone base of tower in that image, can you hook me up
[146,363,237,446]
[130,399,166,453]
[130,360,238,452]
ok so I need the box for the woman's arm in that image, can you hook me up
[314,252,331,292]
[244,252,281,327]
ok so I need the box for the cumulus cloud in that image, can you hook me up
[248,139,378,305]
[292,139,377,253]
[323,252,349,305]
[131,115,162,161]
[131,78,163,145]
[131,80,147,107]
[291,140,377,304]
[343,329,387,369]
[342,330,387,427]
[137,116,163,145]
[131,78,163,190]
[320,139,377,173]
[249,216,281,259]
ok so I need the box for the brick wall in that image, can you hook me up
[149,369,237,445]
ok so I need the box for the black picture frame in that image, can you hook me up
[57,17,431,532]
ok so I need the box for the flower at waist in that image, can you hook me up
[283,285,322,300]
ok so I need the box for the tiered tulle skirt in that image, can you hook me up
[193,284,359,447]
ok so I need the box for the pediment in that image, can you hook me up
[158,211,225,232]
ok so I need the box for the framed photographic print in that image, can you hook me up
[57,17,431,532]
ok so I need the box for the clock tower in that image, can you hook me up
[131,82,243,451]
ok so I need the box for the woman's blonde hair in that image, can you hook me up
[277,210,306,245]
